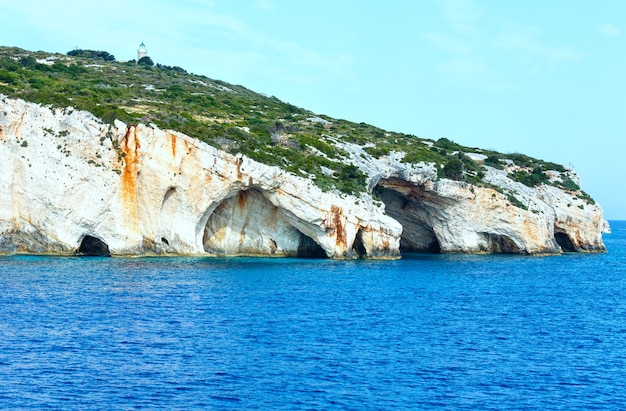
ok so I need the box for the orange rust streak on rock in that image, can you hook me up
[330,205,346,248]
[169,132,177,157]
[120,126,141,227]
[237,191,248,209]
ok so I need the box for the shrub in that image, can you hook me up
[403,144,444,164]
[0,57,20,71]
[336,164,366,194]
[542,161,566,172]
[511,166,548,187]
[577,191,596,205]
[506,153,536,168]
[0,69,18,84]
[19,56,38,68]
[363,145,390,158]
[297,133,338,157]
[137,56,154,66]
[156,63,187,73]
[67,49,115,61]
[434,137,462,151]
[164,84,185,98]
[507,194,528,210]
[484,154,503,169]
[93,106,135,124]
[557,176,580,191]
[441,157,464,180]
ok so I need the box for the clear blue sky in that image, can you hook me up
[2,0,625,219]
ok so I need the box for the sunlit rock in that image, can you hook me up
[0,95,605,258]
[0,96,400,258]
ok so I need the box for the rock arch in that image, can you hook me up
[479,232,523,254]
[296,232,327,258]
[202,188,328,258]
[375,180,442,254]
[554,230,576,252]
[77,235,110,256]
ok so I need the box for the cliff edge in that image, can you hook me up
[0,95,605,258]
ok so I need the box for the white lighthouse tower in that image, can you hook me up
[137,42,148,62]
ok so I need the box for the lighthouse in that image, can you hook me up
[137,42,148,62]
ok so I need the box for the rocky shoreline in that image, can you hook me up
[0,96,606,258]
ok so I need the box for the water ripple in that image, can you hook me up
[0,222,625,409]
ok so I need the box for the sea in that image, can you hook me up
[1,221,625,410]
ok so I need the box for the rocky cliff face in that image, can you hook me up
[0,95,606,258]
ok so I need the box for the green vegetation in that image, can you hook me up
[510,166,548,187]
[440,156,464,180]
[484,154,503,169]
[507,194,528,210]
[67,49,115,61]
[0,46,591,203]
[137,56,154,66]
[556,176,580,191]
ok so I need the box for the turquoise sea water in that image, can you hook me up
[1,221,625,410]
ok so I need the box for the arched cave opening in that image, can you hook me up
[203,189,328,258]
[482,233,522,254]
[352,229,367,258]
[375,182,441,254]
[297,232,328,259]
[403,236,441,254]
[77,235,111,257]
[555,231,577,252]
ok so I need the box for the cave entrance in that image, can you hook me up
[482,233,522,254]
[375,182,441,254]
[352,229,367,258]
[555,231,576,252]
[203,189,328,258]
[297,232,327,258]
[77,235,111,257]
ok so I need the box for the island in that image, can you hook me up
[0,47,606,258]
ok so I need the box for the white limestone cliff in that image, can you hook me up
[0,95,606,258]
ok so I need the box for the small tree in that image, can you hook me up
[434,137,462,151]
[67,49,115,61]
[137,56,154,66]
[442,157,464,180]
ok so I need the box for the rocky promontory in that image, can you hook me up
[0,95,606,258]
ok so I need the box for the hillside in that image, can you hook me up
[0,46,593,201]
[0,46,606,257]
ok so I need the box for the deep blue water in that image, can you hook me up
[1,222,625,410]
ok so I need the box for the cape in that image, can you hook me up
[0,95,606,258]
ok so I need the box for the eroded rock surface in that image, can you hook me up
[0,96,606,257]
[0,96,400,258]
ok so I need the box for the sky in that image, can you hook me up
[2,0,625,219]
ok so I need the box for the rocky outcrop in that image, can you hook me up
[0,96,400,258]
[0,95,605,257]
[341,141,606,255]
